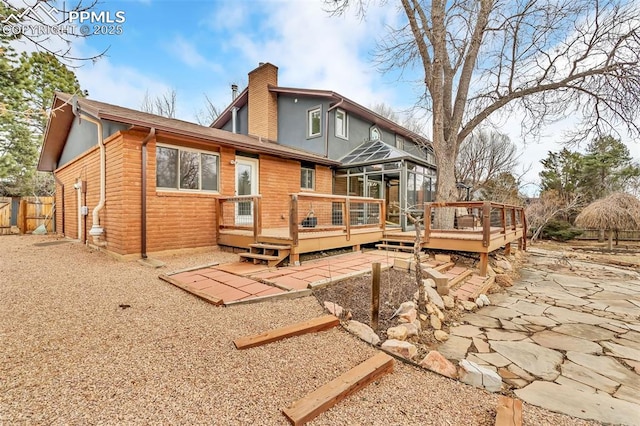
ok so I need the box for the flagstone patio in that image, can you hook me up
[447,247,640,425]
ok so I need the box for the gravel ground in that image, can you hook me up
[0,235,600,425]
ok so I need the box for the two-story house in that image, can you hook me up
[212,62,437,230]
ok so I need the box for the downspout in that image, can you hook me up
[53,174,64,236]
[71,99,106,246]
[324,98,344,158]
[140,127,156,259]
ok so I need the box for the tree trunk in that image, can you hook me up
[407,213,426,312]
[607,230,613,251]
[598,229,605,242]
[433,137,458,229]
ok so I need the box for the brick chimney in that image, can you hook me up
[248,62,278,141]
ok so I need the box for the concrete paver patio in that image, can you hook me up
[448,247,640,425]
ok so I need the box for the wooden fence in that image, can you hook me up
[0,196,55,235]
[574,228,640,241]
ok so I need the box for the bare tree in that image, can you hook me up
[194,94,222,126]
[370,102,427,136]
[1,1,108,64]
[527,190,583,243]
[456,129,520,196]
[140,89,177,118]
[327,0,640,211]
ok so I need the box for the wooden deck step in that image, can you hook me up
[380,238,414,244]
[249,243,292,250]
[495,396,523,426]
[434,262,455,273]
[282,352,394,425]
[239,253,280,261]
[447,269,473,289]
[233,315,340,350]
[376,243,415,252]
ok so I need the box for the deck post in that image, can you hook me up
[217,198,224,244]
[371,262,380,332]
[345,198,351,241]
[290,194,299,246]
[501,204,507,235]
[510,208,516,231]
[521,208,528,251]
[253,196,260,242]
[482,202,491,247]
[504,242,511,256]
[424,203,431,244]
[479,252,488,277]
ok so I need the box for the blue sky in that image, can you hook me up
[8,0,639,194]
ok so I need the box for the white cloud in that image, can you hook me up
[166,35,222,72]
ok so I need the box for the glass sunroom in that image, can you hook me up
[333,139,437,230]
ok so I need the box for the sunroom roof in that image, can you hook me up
[339,139,429,166]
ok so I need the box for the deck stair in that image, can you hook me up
[239,243,291,267]
[376,238,417,252]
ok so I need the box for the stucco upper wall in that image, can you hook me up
[220,104,248,135]
[58,119,129,168]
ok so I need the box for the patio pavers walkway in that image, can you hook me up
[164,250,410,305]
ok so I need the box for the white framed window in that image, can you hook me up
[156,144,219,192]
[335,108,348,139]
[307,106,321,138]
[300,165,315,190]
[370,126,381,141]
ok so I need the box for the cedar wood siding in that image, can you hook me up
[55,129,332,256]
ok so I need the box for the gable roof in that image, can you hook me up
[211,85,430,147]
[38,93,340,171]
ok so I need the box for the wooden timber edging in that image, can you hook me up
[282,352,394,426]
[223,289,312,307]
[495,396,523,426]
[233,314,340,349]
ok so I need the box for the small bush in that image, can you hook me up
[540,220,583,241]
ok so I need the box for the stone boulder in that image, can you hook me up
[460,300,478,311]
[402,322,420,337]
[459,359,503,392]
[495,274,513,287]
[430,314,442,330]
[386,325,408,341]
[434,330,449,342]
[323,301,343,317]
[442,295,455,309]
[344,320,380,345]
[495,259,513,272]
[425,285,445,310]
[420,350,457,378]
[382,339,417,360]
[393,301,417,323]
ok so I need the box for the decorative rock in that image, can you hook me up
[475,297,484,308]
[399,308,417,324]
[419,314,428,321]
[392,301,416,318]
[434,306,445,321]
[442,295,455,309]
[430,314,442,330]
[344,320,380,345]
[411,320,422,333]
[434,330,449,342]
[425,285,444,310]
[495,259,513,271]
[423,278,436,288]
[461,300,478,311]
[494,267,505,274]
[426,304,435,314]
[386,325,408,341]
[458,360,502,392]
[382,339,417,360]
[495,274,513,287]
[420,351,458,379]
[323,301,343,317]
[479,294,491,306]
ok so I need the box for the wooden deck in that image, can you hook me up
[217,196,526,274]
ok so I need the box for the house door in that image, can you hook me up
[235,157,259,225]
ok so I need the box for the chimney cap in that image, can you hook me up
[258,62,265,66]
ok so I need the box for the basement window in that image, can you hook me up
[156,145,219,192]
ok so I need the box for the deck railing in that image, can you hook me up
[423,201,526,249]
[289,193,385,245]
[217,195,262,242]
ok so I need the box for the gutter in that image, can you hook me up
[71,98,106,246]
[140,128,156,259]
[324,97,344,158]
